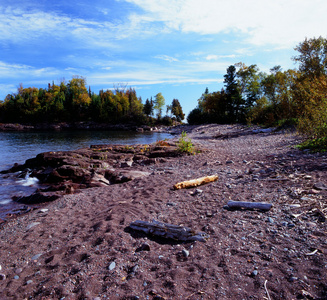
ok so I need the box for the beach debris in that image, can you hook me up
[129,220,209,242]
[226,200,273,211]
[173,175,218,190]
[306,249,318,256]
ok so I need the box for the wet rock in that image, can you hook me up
[14,192,60,204]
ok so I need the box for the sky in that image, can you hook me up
[0,0,326,117]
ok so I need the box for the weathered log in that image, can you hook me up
[173,175,218,190]
[129,220,209,242]
[227,200,273,211]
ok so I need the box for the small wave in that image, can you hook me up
[17,172,39,187]
[0,199,12,205]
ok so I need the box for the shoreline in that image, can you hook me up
[0,124,326,299]
[0,121,175,133]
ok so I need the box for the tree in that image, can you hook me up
[293,36,327,78]
[171,99,185,122]
[143,98,154,117]
[154,93,165,119]
[224,65,244,122]
[292,37,327,139]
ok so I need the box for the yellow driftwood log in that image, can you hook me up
[173,175,218,190]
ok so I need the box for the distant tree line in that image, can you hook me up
[0,77,185,126]
[187,36,327,141]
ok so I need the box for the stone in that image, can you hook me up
[0,274,5,280]
[14,275,19,280]
[108,261,116,271]
[314,182,327,190]
[26,222,40,230]
[182,249,190,257]
[267,217,274,224]
[120,161,133,168]
[136,243,150,252]
[26,280,33,285]
[251,270,258,277]
[31,253,42,261]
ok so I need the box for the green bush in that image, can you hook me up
[177,131,195,154]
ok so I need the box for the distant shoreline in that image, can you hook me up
[0,122,170,132]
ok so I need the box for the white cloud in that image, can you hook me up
[125,0,327,47]
[154,55,179,62]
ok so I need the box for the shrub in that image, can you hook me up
[176,131,195,154]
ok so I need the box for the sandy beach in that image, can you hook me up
[0,124,326,299]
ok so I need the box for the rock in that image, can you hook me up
[15,192,60,204]
[191,189,203,196]
[136,243,150,252]
[120,161,133,168]
[108,261,116,271]
[26,222,40,230]
[267,217,274,224]
[182,249,189,257]
[226,160,234,164]
[313,182,327,190]
[26,280,33,285]
[31,253,42,261]
[0,274,5,280]
[251,270,258,277]
[14,275,19,280]
[15,268,23,274]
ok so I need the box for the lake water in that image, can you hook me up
[0,130,172,220]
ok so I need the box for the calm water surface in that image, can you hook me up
[0,130,172,219]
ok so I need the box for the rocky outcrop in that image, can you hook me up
[3,142,182,204]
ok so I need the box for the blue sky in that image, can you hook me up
[1,0,326,117]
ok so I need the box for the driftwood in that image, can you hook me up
[227,200,273,211]
[173,175,218,190]
[129,220,209,242]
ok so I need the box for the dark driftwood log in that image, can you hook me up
[227,200,273,211]
[129,220,209,242]
[173,175,218,190]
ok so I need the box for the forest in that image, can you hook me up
[0,81,185,126]
[0,37,326,147]
[187,37,327,147]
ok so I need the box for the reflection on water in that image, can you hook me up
[0,130,172,220]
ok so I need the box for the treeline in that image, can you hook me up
[0,78,185,126]
[187,37,327,140]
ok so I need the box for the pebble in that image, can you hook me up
[38,209,49,213]
[251,270,258,277]
[26,222,40,231]
[14,275,19,280]
[26,280,33,285]
[15,268,23,274]
[31,254,42,261]
[136,243,150,252]
[287,223,295,228]
[267,217,274,224]
[0,274,6,280]
[182,249,190,257]
[108,262,116,271]
[226,160,234,164]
